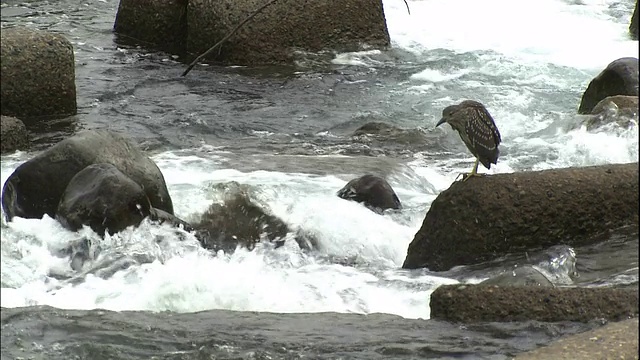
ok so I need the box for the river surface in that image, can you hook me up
[1,0,638,359]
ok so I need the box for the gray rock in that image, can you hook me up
[0,115,28,154]
[337,174,401,213]
[187,0,390,65]
[402,163,638,271]
[2,130,174,221]
[194,182,289,253]
[0,27,76,121]
[430,284,638,323]
[56,163,153,235]
[515,318,639,360]
[150,207,193,231]
[583,95,638,131]
[578,57,639,114]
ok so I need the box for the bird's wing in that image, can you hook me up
[463,105,501,153]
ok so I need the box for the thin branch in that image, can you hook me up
[403,0,410,15]
[181,0,280,77]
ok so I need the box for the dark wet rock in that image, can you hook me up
[0,27,76,121]
[631,0,639,40]
[337,174,401,213]
[114,0,187,54]
[515,318,639,359]
[56,163,153,236]
[480,266,555,287]
[578,57,639,114]
[150,207,193,231]
[581,95,638,131]
[430,284,639,323]
[402,163,638,271]
[193,182,289,253]
[0,115,28,154]
[2,130,174,221]
[187,0,390,65]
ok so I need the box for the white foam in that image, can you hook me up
[383,0,637,70]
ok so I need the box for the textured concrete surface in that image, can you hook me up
[515,317,639,360]
[430,285,639,323]
[187,0,390,65]
[1,27,76,121]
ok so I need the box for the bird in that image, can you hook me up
[435,100,501,181]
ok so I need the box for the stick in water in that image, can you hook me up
[181,0,280,77]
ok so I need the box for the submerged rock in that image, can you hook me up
[2,130,174,221]
[581,95,638,131]
[337,174,401,213]
[0,115,28,154]
[402,163,639,271]
[56,163,153,236]
[193,182,289,253]
[578,57,639,114]
[430,284,639,323]
[479,266,555,287]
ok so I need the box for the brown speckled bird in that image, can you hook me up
[436,100,501,181]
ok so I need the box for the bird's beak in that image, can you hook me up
[436,118,447,127]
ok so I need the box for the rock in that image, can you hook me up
[56,163,153,235]
[113,0,187,54]
[352,122,431,145]
[337,174,402,213]
[515,318,638,360]
[2,130,174,221]
[193,182,289,253]
[53,237,102,272]
[582,95,638,131]
[149,207,193,231]
[187,0,390,65]
[578,57,639,114]
[0,27,76,121]
[430,284,638,323]
[402,163,638,271]
[0,115,28,154]
[631,0,639,40]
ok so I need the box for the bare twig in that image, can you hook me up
[181,0,280,77]
[403,0,411,15]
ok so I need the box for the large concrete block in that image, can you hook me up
[0,27,77,121]
[187,0,390,65]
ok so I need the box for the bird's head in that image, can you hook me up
[436,104,459,127]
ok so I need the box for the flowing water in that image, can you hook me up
[1,0,638,358]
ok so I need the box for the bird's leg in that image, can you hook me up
[461,158,482,182]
